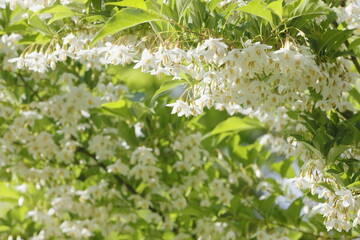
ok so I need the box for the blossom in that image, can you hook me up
[166,100,192,117]
[335,189,355,208]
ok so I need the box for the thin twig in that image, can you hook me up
[16,72,43,101]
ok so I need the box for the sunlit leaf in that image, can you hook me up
[106,0,147,10]
[92,8,161,44]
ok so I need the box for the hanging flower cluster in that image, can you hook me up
[0,0,360,238]
[9,35,357,133]
[261,134,360,232]
[334,0,360,32]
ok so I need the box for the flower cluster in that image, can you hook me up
[261,134,360,232]
[10,33,138,74]
[335,0,360,32]
[1,0,360,238]
[0,34,23,71]
[294,171,360,232]
[10,35,357,133]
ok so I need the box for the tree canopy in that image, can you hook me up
[0,0,360,239]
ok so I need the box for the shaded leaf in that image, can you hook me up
[327,145,350,163]
[151,79,187,102]
[286,198,303,225]
[300,141,323,159]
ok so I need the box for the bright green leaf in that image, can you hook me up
[348,38,360,50]
[102,100,126,109]
[347,181,360,190]
[209,0,223,11]
[237,0,274,27]
[267,0,283,19]
[106,0,147,10]
[349,88,360,105]
[48,12,78,25]
[206,117,263,138]
[283,0,329,20]
[38,5,74,14]
[28,14,54,35]
[92,8,160,44]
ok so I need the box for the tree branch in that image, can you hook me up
[16,72,43,101]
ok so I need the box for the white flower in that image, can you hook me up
[335,189,354,208]
[133,48,156,72]
[290,176,313,189]
[166,100,192,117]
[173,197,187,210]
[225,231,236,240]
[107,160,129,175]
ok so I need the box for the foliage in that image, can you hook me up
[0,0,360,239]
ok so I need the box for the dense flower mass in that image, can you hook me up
[335,0,360,32]
[8,35,357,131]
[0,0,360,239]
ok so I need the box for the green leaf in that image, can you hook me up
[177,0,193,21]
[105,0,147,10]
[0,226,10,233]
[151,79,187,102]
[209,0,223,11]
[287,110,298,120]
[174,206,203,216]
[327,145,350,163]
[206,117,263,137]
[100,100,134,121]
[237,0,274,26]
[92,8,160,44]
[286,198,303,225]
[48,12,78,25]
[271,158,296,178]
[38,5,74,14]
[347,181,360,190]
[102,100,126,109]
[28,14,54,35]
[318,182,335,193]
[300,141,323,160]
[258,195,276,216]
[317,29,353,56]
[312,131,332,155]
[348,38,360,51]
[0,183,18,199]
[349,88,360,105]
[130,102,150,120]
[283,0,329,20]
[267,0,283,19]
